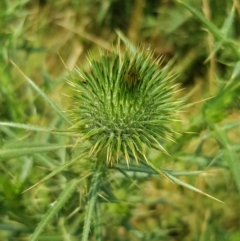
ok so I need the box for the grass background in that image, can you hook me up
[0,0,240,240]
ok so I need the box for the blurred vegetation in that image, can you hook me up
[1,0,240,240]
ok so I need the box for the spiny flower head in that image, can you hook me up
[69,46,181,165]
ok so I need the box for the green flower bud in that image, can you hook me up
[69,46,181,165]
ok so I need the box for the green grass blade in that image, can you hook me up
[0,121,76,135]
[113,163,203,176]
[0,143,67,159]
[205,42,223,63]
[223,149,240,192]
[22,154,90,193]
[0,122,53,132]
[179,1,238,57]
[220,120,240,132]
[178,1,225,41]
[205,4,236,62]
[163,171,224,203]
[116,30,137,54]
[29,179,79,241]
[113,163,222,202]
[213,125,240,192]
[230,61,240,82]
[196,120,240,142]
[221,4,235,36]
[10,60,72,125]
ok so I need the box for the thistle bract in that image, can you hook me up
[70,47,180,165]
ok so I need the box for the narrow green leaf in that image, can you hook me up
[29,179,79,241]
[0,144,67,159]
[10,60,72,125]
[205,4,235,62]
[221,120,240,131]
[178,1,226,41]
[0,122,66,134]
[113,163,204,176]
[204,42,224,63]
[146,161,172,180]
[0,122,47,131]
[115,30,137,54]
[223,148,240,192]
[22,154,89,193]
[221,4,235,36]
[230,61,240,81]
[164,171,224,203]
[213,125,240,192]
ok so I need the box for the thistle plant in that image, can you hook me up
[62,46,183,240]
[1,1,240,239]
[0,43,223,241]
[69,47,180,166]
[65,46,182,240]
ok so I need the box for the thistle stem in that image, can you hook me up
[94,201,102,241]
[82,158,104,241]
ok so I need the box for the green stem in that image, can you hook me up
[94,201,102,241]
[82,158,104,241]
